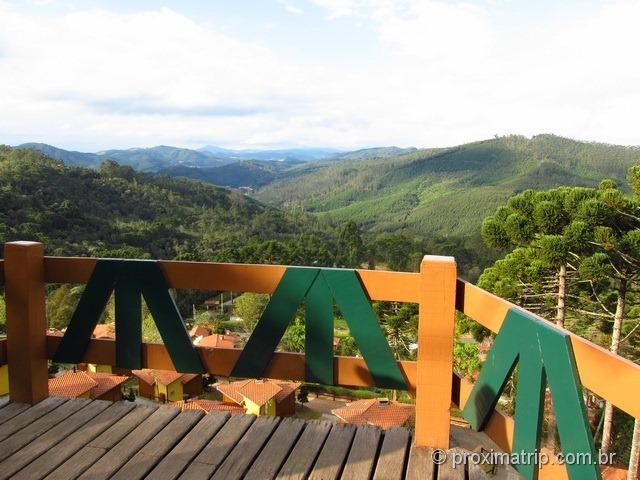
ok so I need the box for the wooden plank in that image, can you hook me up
[405,445,435,480]
[0,402,31,426]
[46,336,417,393]
[276,420,332,480]
[341,425,382,480]
[211,415,281,480]
[0,399,111,479]
[179,413,256,480]
[146,411,231,480]
[372,428,411,480]
[111,409,204,480]
[467,461,491,480]
[0,396,66,441]
[11,401,135,480]
[309,423,357,480]
[5,242,48,404]
[45,404,157,480]
[0,397,8,409]
[77,405,180,480]
[43,257,420,303]
[437,448,465,480]
[0,397,89,462]
[244,417,306,480]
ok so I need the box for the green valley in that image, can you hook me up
[257,135,640,237]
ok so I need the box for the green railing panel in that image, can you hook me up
[323,269,407,390]
[231,267,407,390]
[114,275,142,369]
[461,308,600,480]
[53,259,203,373]
[305,272,334,385]
[230,267,320,379]
[52,260,117,365]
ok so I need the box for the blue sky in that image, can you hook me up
[0,0,638,151]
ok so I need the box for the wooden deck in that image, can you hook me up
[0,396,493,480]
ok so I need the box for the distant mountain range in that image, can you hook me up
[15,142,409,188]
[18,142,344,169]
[257,134,640,237]
[15,135,640,239]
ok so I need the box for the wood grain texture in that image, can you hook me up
[0,397,88,462]
[0,400,110,480]
[13,401,135,480]
[46,404,157,480]
[111,409,204,480]
[276,420,332,480]
[244,417,306,480]
[341,425,382,480]
[5,242,48,404]
[372,428,411,480]
[405,446,435,480]
[179,413,256,480]
[77,405,179,480]
[308,423,357,480]
[210,415,281,480]
[0,396,65,441]
[146,411,230,480]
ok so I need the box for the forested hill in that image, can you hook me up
[0,146,319,259]
[257,135,640,237]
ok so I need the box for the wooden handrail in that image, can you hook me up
[2,243,639,479]
[42,256,421,303]
[456,278,640,419]
[44,335,418,389]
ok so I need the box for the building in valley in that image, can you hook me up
[48,370,130,401]
[215,379,300,416]
[132,369,202,403]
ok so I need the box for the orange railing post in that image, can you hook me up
[4,241,48,404]
[415,255,457,448]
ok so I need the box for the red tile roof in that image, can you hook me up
[49,370,129,399]
[332,398,415,429]
[189,325,212,338]
[131,369,199,386]
[195,334,238,349]
[215,379,300,408]
[170,399,245,414]
[602,466,629,480]
[93,323,115,339]
[86,372,130,399]
[49,371,97,398]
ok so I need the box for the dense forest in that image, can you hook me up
[0,145,487,275]
[258,134,640,238]
[1,140,640,473]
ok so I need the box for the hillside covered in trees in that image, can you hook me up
[0,146,323,259]
[257,135,640,237]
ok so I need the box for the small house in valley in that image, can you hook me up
[48,370,130,401]
[215,379,300,416]
[132,368,202,403]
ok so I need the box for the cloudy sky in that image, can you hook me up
[0,0,638,151]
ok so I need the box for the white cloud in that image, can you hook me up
[0,1,639,150]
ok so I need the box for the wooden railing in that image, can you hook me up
[1,241,639,480]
